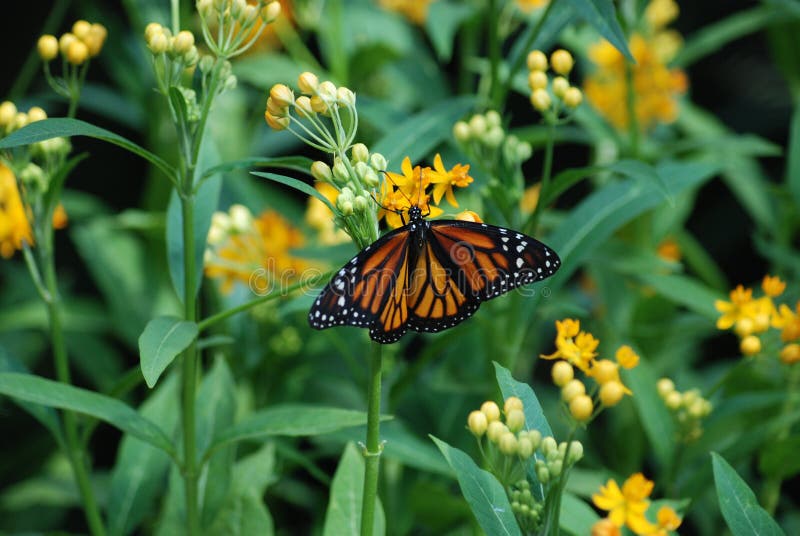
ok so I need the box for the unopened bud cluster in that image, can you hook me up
[0,102,71,184]
[38,20,107,66]
[657,378,712,442]
[197,0,281,58]
[145,23,200,66]
[526,49,582,116]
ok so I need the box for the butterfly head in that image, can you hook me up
[408,205,424,222]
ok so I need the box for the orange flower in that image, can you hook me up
[0,164,33,258]
[428,153,473,207]
[592,473,656,534]
[541,318,599,373]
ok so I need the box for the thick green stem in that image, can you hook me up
[360,342,383,536]
[761,364,800,514]
[525,120,555,236]
[180,194,200,535]
[41,246,106,536]
[487,0,502,108]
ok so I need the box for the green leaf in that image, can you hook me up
[622,357,675,467]
[206,405,376,457]
[251,171,335,213]
[167,141,222,302]
[107,376,180,536]
[426,1,477,61]
[208,491,274,536]
[564,0,633,61]
[323,442,386,536]
[636,273,724,319]
[138,316,198,388]
[0,118,175,181]
[431,436,522,536]
[609,159,673,206]
[711,452,786,536]
[200,156,315,181]
[0,372,176,458]
[234,54,328,89]
[560,492,600,535]
[759,435,800,480]
[787,105,800,207]
[372,96,476,166]
[494,362,553,437]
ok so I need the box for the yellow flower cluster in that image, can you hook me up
[584,0,686,130]
[197,0,281,58]
[204,204,309,293]
[379,154,475,229]
[541,319,640,421]
[38,20,107,66]
[527,49,583,114]
[715,274,800,363]
[592,473,682,536]
[305,182,351,246]
[657,378,712,443]
[467,397,583,533]
[378,0,434,25]
[144,23,199,65]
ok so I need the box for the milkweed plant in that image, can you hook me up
[0,0,798,534]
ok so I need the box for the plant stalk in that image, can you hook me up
[360,342,384,536]
[525,120,555,236]
[761,364,800,514]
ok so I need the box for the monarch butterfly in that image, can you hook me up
[308,203,561,344]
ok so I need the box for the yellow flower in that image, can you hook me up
[773,303,800,342]
[656,237,681,262]
[378,156,442,229]
[615,345,640,369]
[378,0,434,25]
[516,0,549,12]
[427,153,473,207]
[204,206,309,294]
[592,473,656,534]
[762,274,786,297]
[715,285,755,330]
[591,518,621,536]
[541,318,599,373]
[652,505,682,534]
[455,210,482,223]
[0,165,33,258]
[520,183,540,215]
[645,0,679,30]
[584,4,687,132]
[305,183,350,245]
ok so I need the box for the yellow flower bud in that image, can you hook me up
[740,335,761,356]
[592,360,618,384]
[504,396,523,414]
[72,20,92,41]
[615,345,639,369]
[270,83,294,108]
[541,436,557,456]
[12,112,29,131]
[294,96,314,118]
[266,97,288,118]
[369,153,387,171]
[264,110,289,130]
[665,390,681,410]
[567,441,584,464]
[656,378,674,398]
[536,463,550,484]
[599,381,625,407]
[735,317,754,338]
[481,400,501,422]
[506,409,525,433]
[569,394,593,421]
[528,70,548,90]
[468,114,486,137]
[85,24,108,56]
[59,33,78,56]
[486,420,507,443]
[337,87,356,107]
[318,81,338,100]
[561,379,585,402]
[452,120,470,142]
[526,50,548,71]
[530,89,551,111]
[550,49,574,75]
[753,312,770,333]
[262,1,282,22]
[144,22,163,42]
[27,107,47,122]
[468,410,488,437]
[197,0,214,18]
[0,101,17,126]
[310,95,328,114]
[340,200,354,216]
[455,210,482,223]
[37,35,59,61]
[242,4,260,25]
[498,432,519,455]
[310,161,333,182]
[485,110,501,128]
[172,31,195,55]
[563,87,583,108]
[298,71,319,94]
[687,399,707,419]
[518,437,534,459]
[780,343,800,365]
[551,360,573,387]
[148,32,169,54]
[682,389,699,407]
[66,40,89,64]
[231,0,246,20]
[551,76,568,97]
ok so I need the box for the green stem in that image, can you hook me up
[624,61,640,158]
[487,0,501,109]
[525,120,555,235]
[360,342,384,536]
[761,364,800,514]
[41,243,106,536]
[180,193,201,535]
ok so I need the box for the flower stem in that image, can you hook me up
[180,192,201,535]
[487,0,502,108]
[40,242,106,536]
[360,342,383,536]
[761,364,800,514]
[624,61,640,158]
[525,119,555,236]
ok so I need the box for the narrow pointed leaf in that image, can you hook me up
[323,443,385,536]
[138,316,199,388]
[252,171,335,212]
[564,0,632,60]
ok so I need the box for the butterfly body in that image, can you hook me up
[309,207,560,344]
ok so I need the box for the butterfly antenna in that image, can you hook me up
[379,170,414,210]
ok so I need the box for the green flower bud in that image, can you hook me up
[541,436,557,457]
[199,54,215,73]
[19,163,46,190]
[517,141,532,161]
[499,432,518,455]
[353,195,368,212]
[311,161,333,182]
[483,126,504,148]
[362,168,379,188]
[333,160,349,182]
[340,201,354,216]
[353,161,370,181]
[468,114,487,137]
[506,409,525,433]
[548,459,563,478]
[535,463,549,484]
[453,120,470,142]
[527,429,541,450]
[369,152,387,172]
[485,110,501,128]
[567,441,584,464]
[351,143,369,163]
[518,437,534,459]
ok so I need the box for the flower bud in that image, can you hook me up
[145,23,163,42]
[563,87,583,108]
[266,97,288,117]
[484,126,504,148]
[452,120,470,142]
[481,401,501,422]
[592,359,618,384]
[242,4,260,25]
[311,161,333,182]
[38,35,59,61]
[229,204,252,231]
[184,46,200,66]
[455,210,482,223]
[530,89,551,111]
[518,437,534,459]
[551,360,573,387]
[310,95,328,114]
[517,141,532,161]
[485,110,501,128]
[468,114,486,137]
[264,110,289,130]
[337,87,356,107]
[735,317,754,338]
[27,107,47,122]
[19,163,46,189]
[552,76,569,97]
[12,112,29,131]
[504,396,523,414]
[318,81,337,100]
[270,83,294,108]
[548,459,563,477]
[369,153,387,172]
[262,1,282,22]
[569,394,593,421]
[688,399,707,419]
[665,390,681,410]
[740,335,761,356]
[567,441,583,464]
[499,432,519,455]
[561,379,585,402]
[172,30,195,55]
[72,20,92,41]
[526,50,547,71]
[85,24,108,56]
[599,381,625,407]
[781,343,800,365]
[486,420,507,443]
[332,160,350,182]
[550,49,574,75]
[351,143,369,163]
[59,33,78,55]
[339,200,354,216]
[231,0,246,20]
[535,463,550,484]
[541,436,557,457]
[199,54,215,73]
[362,168,379,188]
[656,378,674,398]
[223,74,237,91]
[148,31,169,54]
[353,162,369,181]
[197,0,214,18]
[468,410,488,437]
[528,70,548,90]
[527,429,541,450]
[506,409,525,433]
[353,195,368,212]
[291,95,312,118]
[0,101,17,126]
[298,71,319,94]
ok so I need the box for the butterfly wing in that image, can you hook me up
[405,220,560,333]
[308,226,413,344]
